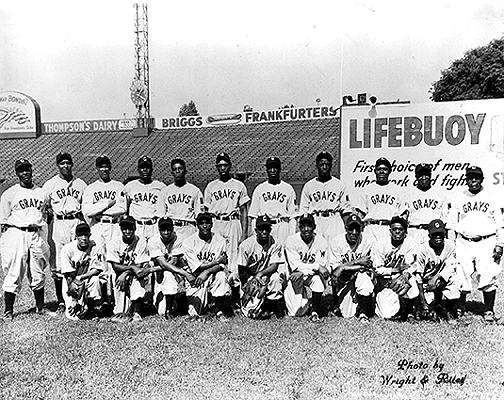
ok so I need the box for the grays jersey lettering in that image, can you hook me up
[412,198,439,211]
[309,190,341,203]
[166,193,192,205]
[93,190,117,202]
[340,250,371,264]
[197,251,216,262]
[211,189,237,201]
[133,192,158,204]
[18,198,44,210]
[261,191,287,203]
[298,249,325,263]
[462,201,489,213]
[56,187,81,200]
[120,251,137,265]
[370,194,396,205]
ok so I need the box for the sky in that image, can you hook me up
[1,0,504,121]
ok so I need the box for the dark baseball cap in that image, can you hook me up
[56,152,73,164]
[158,217,174,230]
[415,163,431,178]
[171,158,186,169]
[427,219,446,235]
[256,215,272,228]
[375,157,392,170]
[196,212,213,224]
[14,159,32,171]
[316,151,333,164]
[466,165,483,177]
[138,156,153,168]
[265,156,281,169]
[96,155,111,167]
[75,222,91,236]
[216,152,231,165]
[119,215,136,229]
[299,213,315,225]
[345,214,363,229]
[390,215,408,229]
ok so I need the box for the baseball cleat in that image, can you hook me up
[483,311,498,324]
[55,303,66,314]
[216,311,229,322]
[358,313,369,323]
[132,312,143,322]
[309,312,322,323]
[2,311,14,322]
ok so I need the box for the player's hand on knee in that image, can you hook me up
[493,245,503,263]
[115,272,129,291]
[195,270,210,287]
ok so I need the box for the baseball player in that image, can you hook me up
[414,219,460,323]
[354,157,408,242]
[43,152,87,313]
[106,216,151,322]
[148,217,194,318]
[1,159,51,320]
[328,214,375,322]
[238,215,285,319]
[60,222,104,320]
[204,152,250,308]
[249,156,297,245]
[124,156,166,243]
[284,214,329,322]
[171,212,230,320]
[156,158,204,242]
[371,216,419,320]
[404,163,449,243]
[300,151,352,241]
[447,166,504,324]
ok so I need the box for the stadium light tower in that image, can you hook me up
[130,3,150,134]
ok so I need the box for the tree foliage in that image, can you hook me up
[179,100,200,116]
[430,37,504,102]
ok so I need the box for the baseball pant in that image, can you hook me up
[52,219,80,274]
[271,220,296,246]
[1,227,50,294]
[423,276,461,304]
[62,276,101,318]
[284,274,326,317]
[174,225,197,242]
[407,227,429,244]
[375,274,419,319]
[315,215,345,241]
[153,270,187,314]
[186,270,230,316]
[336,272,374,318]
[135,223,158,245]
[364,225,390,243]
[112,273,147,314]
[241,272,284,318]
[213,219,241,278]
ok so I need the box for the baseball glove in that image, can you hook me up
[425,273,447,292]
[241,277,268,307]
[67,278,85,300]
[389,272,411,296]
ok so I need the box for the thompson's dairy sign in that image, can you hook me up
[43,118,137,133]
[0,91,41,139]
[340,99,504,194]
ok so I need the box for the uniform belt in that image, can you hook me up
[459,233,496,242]
[367,219,390,226]
[96,216,119,224]
[172,220,195,227]
[270,217,290,224]
[136,218,158,226]
[215,215,239,221]
[10,225,39,232]
[55,213,81,220]
[409,223,429,229]
[313,210,338,217]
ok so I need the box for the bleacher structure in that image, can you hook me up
[0,118,340,196]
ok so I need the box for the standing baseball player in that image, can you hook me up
[1,159,51,320]
[284,214,329,322]
[204,152,250,308]
[328,214,375,322]
[354,157,408,242]
[148,217,194,318]
[124,156,166,243]
[43,152,87,313]
[60,222,104,320]
[156,158,204,242]
[404,163,448,243]
[171,212,230,320]
[238,215,285,319]
[372,216,419,320]
[107,216,151,322]
[447,166,503,324]
[300,151,352,241]
[249,156,297,245]
[414,219,460,323]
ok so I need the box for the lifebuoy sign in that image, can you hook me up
[0,91,41,139]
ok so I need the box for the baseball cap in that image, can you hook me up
[14,159,32,171]
[345,214,363,229]
[95,155,111,167]
[316,151,333,164]
[56,152,73,164]
[119,215,136,229]
[466,165,483,177]
[158,217,174,230]
[299,213,315,225]
[196,212,213,224]
[138,156,153,168]
[216,152,231,165]
[375,157,392,170]
[256,215,272,229]
[75,222,91,236]
[415,163,432,178]
[390,215,408,229]
[265,156,281,169]
[171,158,186,169]
[427,219,446,235]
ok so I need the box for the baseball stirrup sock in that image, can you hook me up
[54,277,64,304]
[33,289,44,310]
[483,290,496,312]
[312,292,322,315]
[4,292,15,313]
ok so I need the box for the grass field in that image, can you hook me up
[1,268,504,400]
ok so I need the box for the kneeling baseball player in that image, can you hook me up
[415,219,460,323]
[60,223,104,320]
[238,215,285,319]
[328,214,375,322]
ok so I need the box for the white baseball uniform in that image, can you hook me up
[283,232,328,316]
[156,182,204,242]
[204,178,250,277]
[300,177,352,240]
[172,232,229,316]
[328,232,374,317]
[124,179,166,243]
[372,236,419,318]
[447,186,504,293]
[43,175,87,274]
[249,181,297,245]
[0,184,50,294]
[106,235,150,314]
